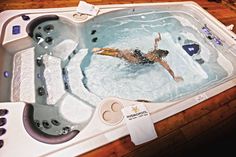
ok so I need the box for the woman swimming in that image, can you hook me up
[92,33,183,82]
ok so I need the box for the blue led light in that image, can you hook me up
[214,37,223,45]
[202,26,212,35]
[37,73,41,79]
[188,47,195,51]
[3,71,10,78]
[12,25,20,35]
[202,25,223,46]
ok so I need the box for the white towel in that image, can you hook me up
[122,104,158,145]
[77,1,99,16]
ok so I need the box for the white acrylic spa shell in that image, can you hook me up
[0,2,236,156]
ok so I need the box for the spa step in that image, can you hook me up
[67,49,101,107]
[42,54,66,105]
[11,47,35,103]
[52,39,78,60]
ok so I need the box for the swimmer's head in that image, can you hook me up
[154,49,169,58]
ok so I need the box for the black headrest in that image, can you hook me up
[26,15,59,37]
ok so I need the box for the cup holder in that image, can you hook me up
[100,100,124,125]
[73,13,88,21]
[22,104,79,144]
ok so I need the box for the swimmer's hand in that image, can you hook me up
[174,76,184,82]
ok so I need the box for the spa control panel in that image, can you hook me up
[202,25,223,46]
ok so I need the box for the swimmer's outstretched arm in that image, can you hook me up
[145,53,183,82]
[154,33,161,50]
[158,59,184,82]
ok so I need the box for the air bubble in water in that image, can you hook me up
[141,16,145,19]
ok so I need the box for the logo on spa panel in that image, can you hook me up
[132,106,139,113]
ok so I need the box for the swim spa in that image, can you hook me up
[0,1,236,156]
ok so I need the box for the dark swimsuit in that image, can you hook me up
[133,49,166,64]
[133,49,154,64]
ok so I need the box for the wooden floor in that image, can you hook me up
[1,0,236,157]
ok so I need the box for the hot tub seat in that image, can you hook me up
[22,103,79,144]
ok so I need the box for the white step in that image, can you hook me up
[11,47,35,103]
